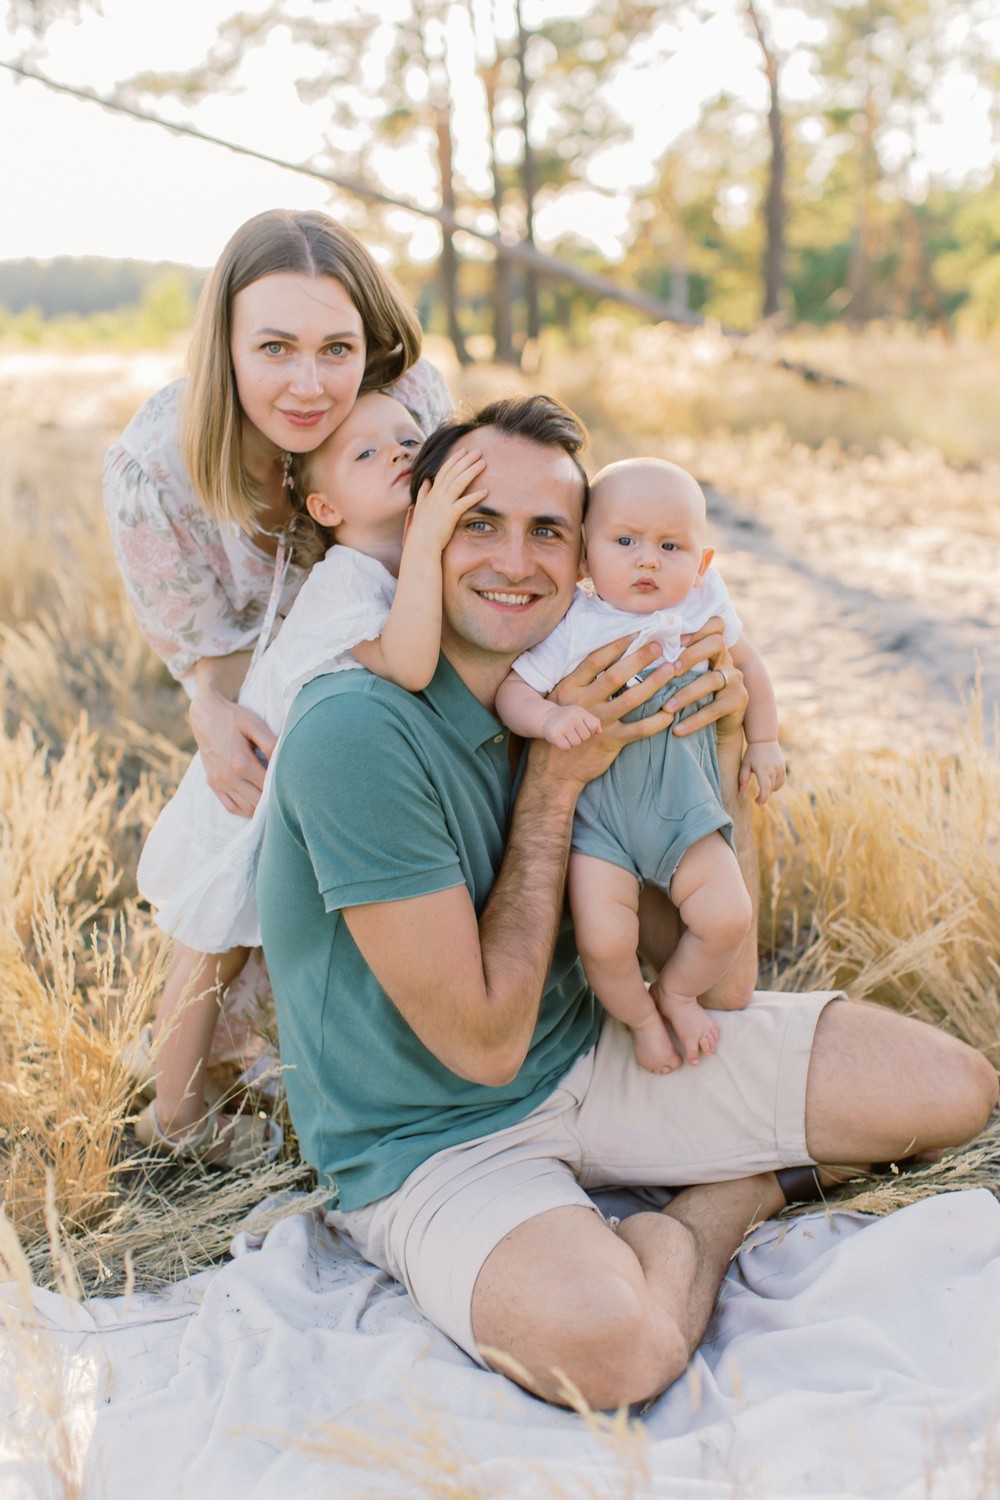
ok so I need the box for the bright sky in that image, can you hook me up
[0,0,995,269]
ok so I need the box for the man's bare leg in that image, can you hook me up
[471,1001,997,1411]
[472,1176,782,1410]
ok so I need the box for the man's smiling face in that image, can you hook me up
[439,426,585,700]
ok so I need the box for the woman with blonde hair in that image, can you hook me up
[103,208,452,1163]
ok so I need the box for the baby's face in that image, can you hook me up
[307,392,424,539]
[584,463,711,614]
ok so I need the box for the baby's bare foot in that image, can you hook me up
[631,1013,682,1074]
[657,994,720,1067]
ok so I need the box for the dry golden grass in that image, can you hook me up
[0,333,996,1309]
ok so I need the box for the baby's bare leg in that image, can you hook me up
[569,853,681,1073]
[152,943,250,1137]
[649,833,753,1065]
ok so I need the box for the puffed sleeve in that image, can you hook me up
[391,357,454,435]
[102,443,243,684]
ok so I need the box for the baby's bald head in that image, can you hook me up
[584,457,714,613]
[589,458,707,544]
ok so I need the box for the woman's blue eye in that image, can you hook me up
[263,341,285,355]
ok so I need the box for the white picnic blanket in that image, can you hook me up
[2,1188,999,1499]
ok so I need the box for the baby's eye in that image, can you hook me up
[401,437,422,450]
[615,536,634,547]
[660,541,678,552]
[355,447,376,460]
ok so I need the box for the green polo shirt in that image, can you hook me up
[257,656,600,1211]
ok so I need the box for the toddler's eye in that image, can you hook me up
[401,438,422,449]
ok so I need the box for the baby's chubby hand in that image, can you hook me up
[739,739,786,805]
[540,702,602,750]
[408,447,488,551]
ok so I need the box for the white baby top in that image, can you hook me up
[103,360,451,686]
[136,545,396,952]
[512,566,742,696]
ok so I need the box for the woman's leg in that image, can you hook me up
[151,943,250,1138]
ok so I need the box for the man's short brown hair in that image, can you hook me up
[409,394,589,510]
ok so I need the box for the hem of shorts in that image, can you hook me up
[571,806,733,891]
[772,989,846,1165]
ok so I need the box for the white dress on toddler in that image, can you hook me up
[137,545,395,952]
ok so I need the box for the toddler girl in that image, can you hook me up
[133,392,485,1162]
[495,457,783,1075]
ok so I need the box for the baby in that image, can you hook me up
[495,457,784,1074]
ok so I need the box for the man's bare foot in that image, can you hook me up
[631,1012,682,1073]
[656,993,720,1066]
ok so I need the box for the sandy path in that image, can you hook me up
[706,483,998,761]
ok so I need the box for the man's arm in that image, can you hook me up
[343,630,748,1084]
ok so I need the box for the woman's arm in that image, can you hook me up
[188,654,278,817]
[351,447,487,690]
[103,412,280,815]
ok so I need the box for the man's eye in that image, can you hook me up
[533,526,557,539]
[466,519,492,532]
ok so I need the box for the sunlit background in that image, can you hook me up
[2,0,997,302]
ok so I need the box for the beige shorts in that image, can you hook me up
[326,989,841,1365]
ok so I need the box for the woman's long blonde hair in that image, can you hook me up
[180,209,423,533]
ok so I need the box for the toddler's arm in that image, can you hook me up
[496,671,602,750]
[730,634,785,805]
[352,447,486,691]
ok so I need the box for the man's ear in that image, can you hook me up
[401,503,416,545]
[696,546,715,580]
[306,492,342,529]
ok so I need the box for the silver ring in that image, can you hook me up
[716,668,730,691]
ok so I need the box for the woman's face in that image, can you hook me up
[230,272,367,454]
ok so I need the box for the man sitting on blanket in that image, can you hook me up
[257,394,997,1410]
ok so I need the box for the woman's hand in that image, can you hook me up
[189,681,278,817]
[664,616,748,743]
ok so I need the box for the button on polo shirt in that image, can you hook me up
[258,656,600,1211]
